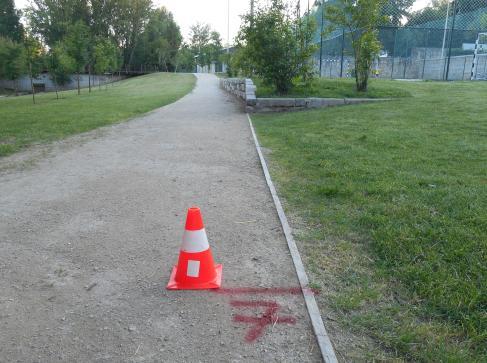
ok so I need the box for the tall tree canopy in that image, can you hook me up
[189,23,223,67]
[381,0,415,26]
[25,0,182,70]
[133,7,182,71]
[0,0,24,41]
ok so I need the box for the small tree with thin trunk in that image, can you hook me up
[64,21,89,95]
[23,33,43,104]
[48,42,76,99]
[93,38,119,89]
[0,36,25,95]
[326,0,385,92]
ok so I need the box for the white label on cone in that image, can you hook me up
[181,229,210,253]
[187,260,200,277]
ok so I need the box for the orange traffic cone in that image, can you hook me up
[166,207,222,290]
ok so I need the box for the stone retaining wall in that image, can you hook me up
[220,77,389,113]
[249,97,389,113]
[219,78,256,106]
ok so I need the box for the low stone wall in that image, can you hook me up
[250,97,389,113]
[220,77,389,113]
[219,78,256,106]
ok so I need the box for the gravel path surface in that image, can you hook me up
[0,74,321,362]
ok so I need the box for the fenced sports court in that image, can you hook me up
[311,0,487,80]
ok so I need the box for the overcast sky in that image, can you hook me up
[14,0,432,44]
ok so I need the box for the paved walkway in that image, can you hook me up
[0,74,321,362]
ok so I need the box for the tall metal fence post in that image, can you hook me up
[422,30,430,80]
[390,28,397,79]
[340,29,345,77]
[319,3,324,77]
[445,0,458,81]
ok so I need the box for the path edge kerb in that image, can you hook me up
[247,114,338,363]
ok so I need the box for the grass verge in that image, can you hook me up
[252,80,487,361]
[0,72,195,157]
[254,77,412,99]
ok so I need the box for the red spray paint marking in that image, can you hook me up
[230,300,296,342]
[214,286,318,296]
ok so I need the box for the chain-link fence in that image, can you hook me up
[312,0,487,80]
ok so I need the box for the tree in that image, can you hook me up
[381,0,415,26]
[189,23,211,66]
[0,0,24,41]
[175,43,195,72]
[188,23,224,70]
[64,21,89,95]
[93,37,119,88]
[134,7,182,71]
[206,31,223,66]
[26,0,91,46]
[234,0,316,94]
[112,0,152,67]
[0,36,25,95]
[23,34,44,104]
[48,42,76,99]
[326,0,385,92]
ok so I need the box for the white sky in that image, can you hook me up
[15,0,432,44]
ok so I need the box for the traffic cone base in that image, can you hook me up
[167,263,222,290]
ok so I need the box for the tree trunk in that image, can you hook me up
[77,72,80,95]
[88,64,91,93]
[29,62,35,104]
[54,82,59,100]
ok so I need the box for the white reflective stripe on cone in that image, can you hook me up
[181,229,210,253]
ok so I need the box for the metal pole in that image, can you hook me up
[319,2,324,77]
[422,30,429,79]
[227,0,230,53]
[340,28,345,77]
[441,1,451,59]
[445,0,457,81]
[391,28,397,79]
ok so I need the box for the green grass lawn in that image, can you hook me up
[0,72,195,157]
[254,77,412,99]
[252,80,487,361]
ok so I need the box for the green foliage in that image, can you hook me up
[133,7,182,71]
[0,0,24,41]
[26,0,180,70]
[0,36,25,83]
[381,0,415,26]
[175,43,195,72]
[93,38,119,74]
[64,21,89,73]
[23,34,44,77]
[189,23,223,67]
[234,0,317,94]
[23,34,44,103]
[49,42,76,87]
[26,0,91,46]
[326,0,385,92]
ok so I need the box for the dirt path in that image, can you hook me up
[0,74,321,362]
